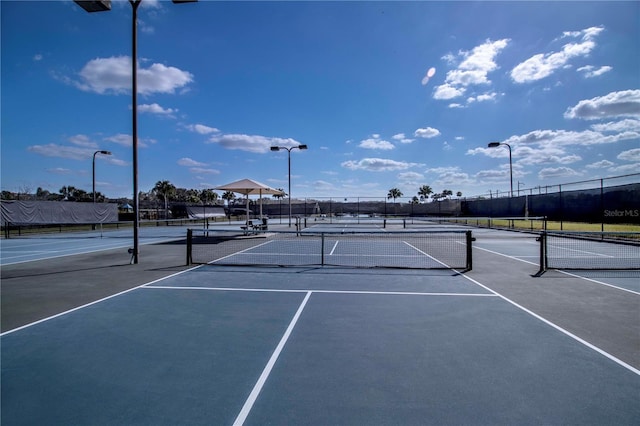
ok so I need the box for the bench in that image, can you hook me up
[241,218,268,235]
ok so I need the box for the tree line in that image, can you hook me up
[2,181,460,205]
[387,185,462,204]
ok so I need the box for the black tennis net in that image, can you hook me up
[537,231,640,272]
[186,228,473,270]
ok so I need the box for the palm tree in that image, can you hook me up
[418,185,433,203]
[272,188,286,200]
[200,189,218,204]
[153,180,176,219]
[387,188,403,203]
[456,191,462,198]
[222,191,236,216]
[442,189,453,199]
[59,185,74,200]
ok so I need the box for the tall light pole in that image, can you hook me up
[270,144,308,226]
[488,141,513,197]
[93,150,112,202]
[74,0,196,263]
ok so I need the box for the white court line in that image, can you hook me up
[0,265,206,336]
[556,270,640,296]
[547,242,614,258]
[233,291,312,426]
[143,285,497,297]
[474,245,638,294]
[329,241,339,255]
[0,237,184,266]
[460,273,640,376]
[474,245,539,266]
[403,241,451,268]
[210,240,275,264]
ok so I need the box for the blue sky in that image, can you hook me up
[2,0,639,201]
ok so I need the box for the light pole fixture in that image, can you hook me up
[93,150,112,202]
[74,0,196,263]
[488,141,513,197]
[270,144,308,227]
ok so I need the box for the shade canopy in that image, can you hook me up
[214,178,284,223]
[214,178,283,196]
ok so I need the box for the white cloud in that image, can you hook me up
[33,53,43,61]
[466,125,640,169]
[434,39,509,100]
[618,148,640,162]
[447,69,490,86]
[590,119,640,134]
[538,167,582,179]
[104,134,132,147]
[186,124,220,135]
[108,158,129,167]
[177,157,207,167]
[74,56,193,95]
[414,127,441,139]
[502,128,639,147]
[467,92,498,103]
[433,83,465,100]
[138,103,177,116]
[312,180,336,192]
[397,171,424,183]
[359,137,395,150]
[68,134,98,148]
[28,144,95,161]
[511,26,604,83]
[607,163,640,174]
[103,133,155,148]
[46,167,72,175]
[435,170,473,186]
[341,158,422,172]
[189,167,220,175]
[458,39,510,72]
[564,90,640,120]
[207,134,303,153]
[515,149,582,166]
[577,65,612,78]
[392,133,414,144]
[586,160,614,169]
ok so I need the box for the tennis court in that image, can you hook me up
[1,221,639,425]
[0,225,193,266]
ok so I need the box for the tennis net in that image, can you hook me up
[537,231,640,272]
[186,228,473,270]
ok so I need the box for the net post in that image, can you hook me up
[321,232,325,266]
[465,230,473,271]
[533,231,546,276]
[186,228,193,265]
[383,219,386,228]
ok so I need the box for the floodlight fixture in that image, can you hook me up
[74,0,111,13]
[75,0,196,263]
[93,150,112,203]
[487,141,513,197]
[270,144,309,226]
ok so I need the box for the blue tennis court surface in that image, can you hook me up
[0,226,191,265]
[2,265,638,425]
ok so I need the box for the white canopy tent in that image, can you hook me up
[214,178,284,224]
